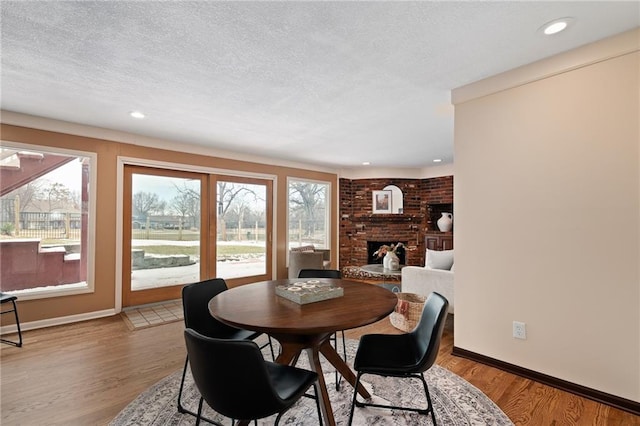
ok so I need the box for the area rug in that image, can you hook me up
[111,338,513,425]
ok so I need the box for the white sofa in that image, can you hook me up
[401,249,454,313]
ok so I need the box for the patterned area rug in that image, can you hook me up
[111,338,513,425]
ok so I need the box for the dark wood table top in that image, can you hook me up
[209,278,398,335]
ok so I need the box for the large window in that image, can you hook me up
[122,164,273,306]
[0,145,94,298]
[288,178,330,250]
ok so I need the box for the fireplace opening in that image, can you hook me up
[367,240,407,265]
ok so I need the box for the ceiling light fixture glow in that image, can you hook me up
[129,110,145,119]
[540,18,573,35]
[433,159,442,163]
[362,162,370,166]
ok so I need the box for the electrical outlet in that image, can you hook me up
[513,321,526,339]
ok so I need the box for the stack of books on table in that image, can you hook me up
[275,280,344,304]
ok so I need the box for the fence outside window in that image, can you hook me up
[1,200,81,241]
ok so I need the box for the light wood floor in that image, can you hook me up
[1,314,638,425]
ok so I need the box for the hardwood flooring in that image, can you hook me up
[1,314,638,425]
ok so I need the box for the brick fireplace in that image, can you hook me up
[339,176,453,271]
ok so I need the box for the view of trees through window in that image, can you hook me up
[129,173,202,291]
[131,176,201,237]
[0,150,330,299]
[288,179,329,249]
[216,180,268,278]
[128,172,270,295]
[0,147,91,295]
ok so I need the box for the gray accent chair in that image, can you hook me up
[288,249,326,279]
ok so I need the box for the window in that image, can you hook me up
[288,178,330,250]
[0,145,94,298]
[129,170,202,290]
[216,177,270,280]
[121,164,274,306]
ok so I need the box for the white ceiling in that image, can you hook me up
[1,1,638,169]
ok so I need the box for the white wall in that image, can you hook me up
[453,30,639,401]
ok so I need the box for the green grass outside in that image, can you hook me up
[137,245,265,256]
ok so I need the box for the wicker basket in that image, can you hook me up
[390,293,427,332]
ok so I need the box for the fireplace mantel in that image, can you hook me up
[351,214,423,223]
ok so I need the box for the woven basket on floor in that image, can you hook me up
[390,292,427,332]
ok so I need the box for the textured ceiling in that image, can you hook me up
[1,1,638,169]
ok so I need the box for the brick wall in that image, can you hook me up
[339,176,453,268]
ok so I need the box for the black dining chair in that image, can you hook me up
[297,268,346,390]
[178,278,275,421]
[347,292,449,425]
[184,328,322,426]
[0,292,23,347]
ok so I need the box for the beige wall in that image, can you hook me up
[453,30,639,401]
[1,123,338,325]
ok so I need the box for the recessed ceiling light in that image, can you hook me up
[362,162,370,166]
[540,18,573,35]
[433,159,442,163]
[129,110,145,119]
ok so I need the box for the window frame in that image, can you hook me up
[116,156,278,308]
[0,141,97,300]
[286,177,331,264]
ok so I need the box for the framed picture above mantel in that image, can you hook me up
[372,190,392,214]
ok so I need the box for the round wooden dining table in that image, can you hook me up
[208,278,398,426]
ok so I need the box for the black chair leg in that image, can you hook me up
[1,299,22,347]
[331,332,339,390]
[178,355,225,426]
[274,411,284,426]
[419,372,437,425]
[338,330,347,390]
[347,372,363,426]
[177,355,189,413]
[268,336,276,361]
[195,396,204,426]
[258,336,276,361]
[349,372,434,421]
[330,331,347,390]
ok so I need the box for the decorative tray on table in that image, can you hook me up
[275,280,344,305]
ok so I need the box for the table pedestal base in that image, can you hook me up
[271,333,371,426]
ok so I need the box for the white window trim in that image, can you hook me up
[1,141,97,301]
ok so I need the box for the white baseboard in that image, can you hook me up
[0,309,117,334]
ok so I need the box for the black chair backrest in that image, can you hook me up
[298,269,341,279]
[410,292,449,373]
[182,278,239,338]
[184,328,285,420]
